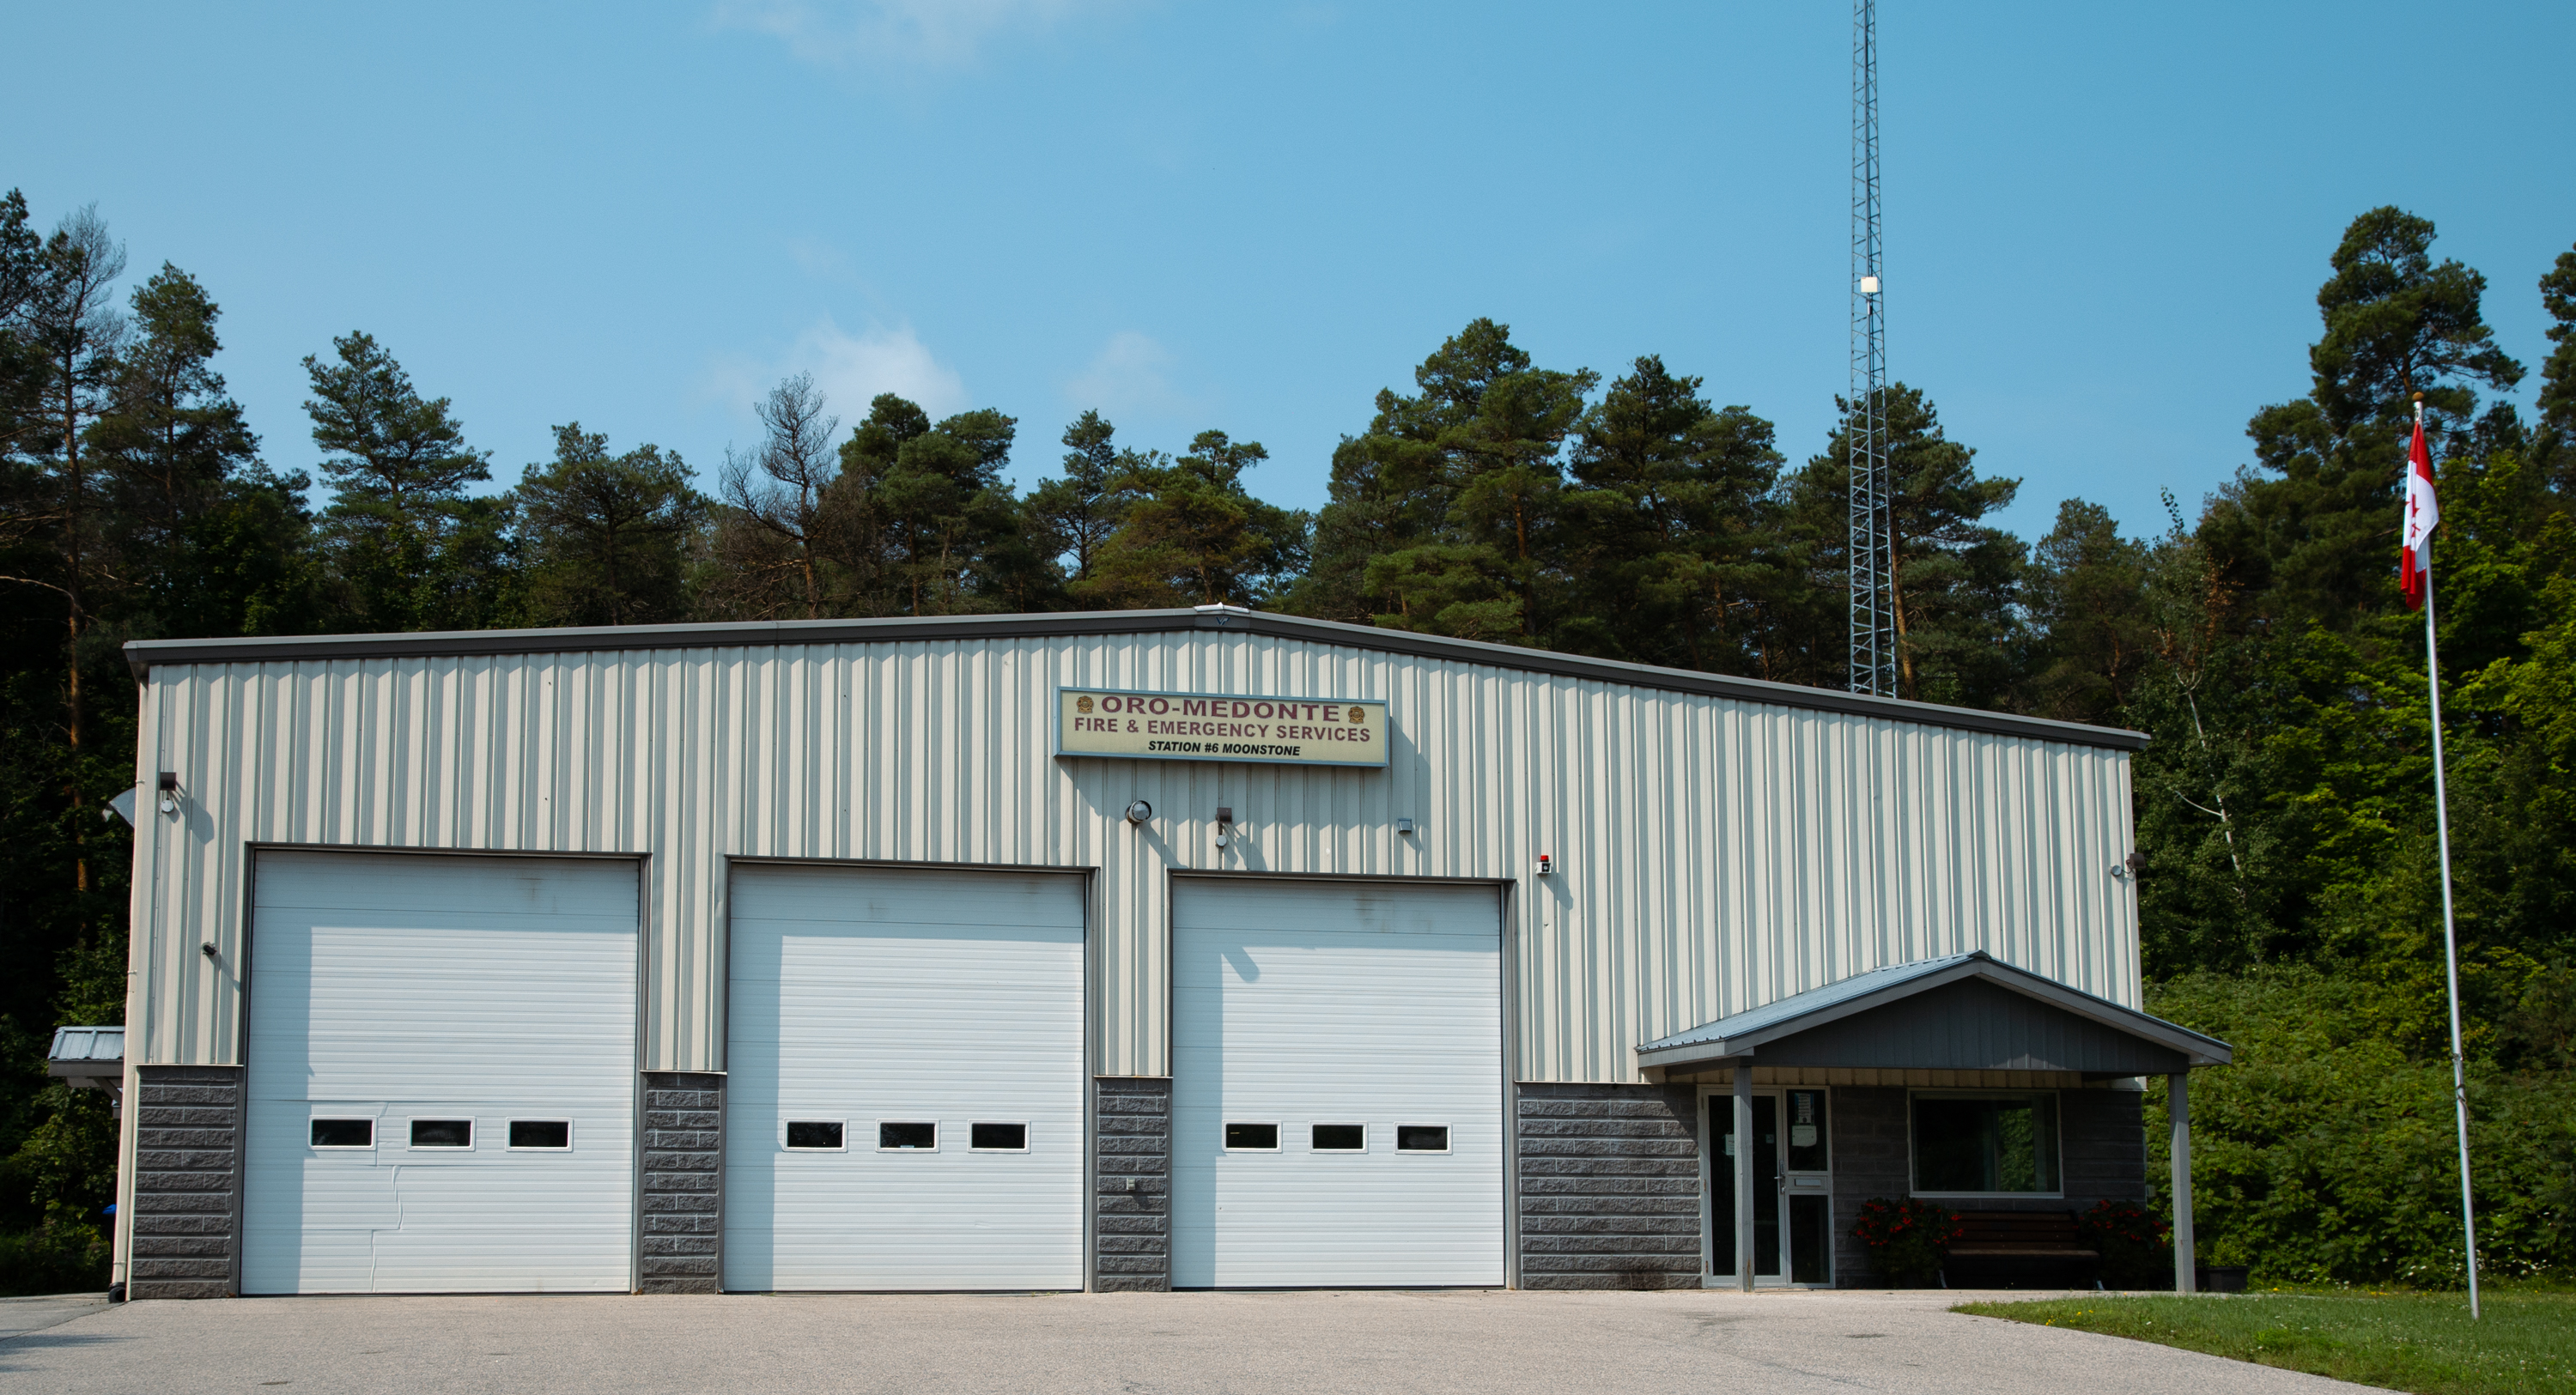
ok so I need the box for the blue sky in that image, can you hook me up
[12,1,2574,543]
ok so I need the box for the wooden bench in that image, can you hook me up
[1942,1210,2100,1289]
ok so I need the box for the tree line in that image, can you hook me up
[2,185,2571,1286]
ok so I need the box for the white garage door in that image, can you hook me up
[724,864,1085,1291]
[1171,878,1504,1287]
[242,852,640,1295]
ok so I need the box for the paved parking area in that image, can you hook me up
[0,1287,2371,1394]
[0,1292,109,1342]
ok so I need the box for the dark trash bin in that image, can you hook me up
[2196,1265,2249,1293]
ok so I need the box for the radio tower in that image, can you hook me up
[1848,0,1896,698]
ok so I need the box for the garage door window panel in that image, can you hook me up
[969,1122,1029,1151]
[877,1121,938,1151]
[507,1120,572,1150]
[1223,1122,1280,1151]
[783,1120,846,1150]
[309,1119,374,1149]
[408,1119,474,1149]
[1394,1125,1450,1154]
[1309,1124,1365,1152]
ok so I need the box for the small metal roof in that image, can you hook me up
[1637,950,2231,1070]
[47,1026,124,1072]
[120,606,2147,751]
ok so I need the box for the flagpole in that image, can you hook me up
[2415,393,2480,1319]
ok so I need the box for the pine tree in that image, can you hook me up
[1025,409,1130,591]
[1293,318,1593,641]
[517,424,704,627]
[2208,208,2524,630]
[302,331,506,631]
[2022,499,2152,723]
[1798,385,2022,705]
[1084,430,1308,608]
[89,264,315,641]
[1555,355,1784,672]
[2537,242,2576,476]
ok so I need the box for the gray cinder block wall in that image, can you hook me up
[1829,1087,1910,1286]
[1830,1085,2148,1287]
[639,1072,723,1293]
[1516,1083,1703,1289]
[1093,1076,1170,1291]
[127,1064,245,1299]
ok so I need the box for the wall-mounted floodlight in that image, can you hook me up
[1124,799,1153,825]
[1214,806,1233,848]
[157,772,179,815]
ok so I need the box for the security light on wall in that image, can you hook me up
[157,772,179,815]
[1124,799,1153,825]
[1214,806,1233,848]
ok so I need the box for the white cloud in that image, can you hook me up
[1064,331,1189,418]
[713,0,1094,69]
[709,318,969,428]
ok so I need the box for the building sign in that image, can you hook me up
[1056,688,1389,767]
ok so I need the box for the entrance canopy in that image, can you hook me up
[1637,950,2230,1077]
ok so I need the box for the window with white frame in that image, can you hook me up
[1909,1091,2061,1195]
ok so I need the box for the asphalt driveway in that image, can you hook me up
[0,1287,2373,1394]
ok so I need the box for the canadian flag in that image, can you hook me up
[2399,415,2439,611]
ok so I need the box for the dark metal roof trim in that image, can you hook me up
[123,606,2147,750]
[1637,949,2230,1069]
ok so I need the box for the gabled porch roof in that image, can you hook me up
[1636,950,2231,1075]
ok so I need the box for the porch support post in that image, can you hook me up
[2169,1071,2196,1295]
[1734,1064,1755,1292]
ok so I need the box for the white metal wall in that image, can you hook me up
[129,629,2139,1082]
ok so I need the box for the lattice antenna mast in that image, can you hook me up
[1848,0,1896,698]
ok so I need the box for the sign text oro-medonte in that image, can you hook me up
[1055,688,1388,767]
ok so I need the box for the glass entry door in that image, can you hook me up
[1711,1089,1832,1285]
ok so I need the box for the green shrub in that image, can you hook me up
[2147,967,2576,1286]
[0,1223,108,1297]
[2078,1198,2173,1289]
[1850,1198,1961,1286]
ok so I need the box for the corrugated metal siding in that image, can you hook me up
[131,631,2138,1081]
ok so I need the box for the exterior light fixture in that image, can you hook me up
[1124,799,1153,825]
[157,772,179,815]
[1535,853,1554,876]
[1215,806,1234,848]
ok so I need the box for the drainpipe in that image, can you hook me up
[1735,1064,1755,1293]
[2169,1072,2196,1295]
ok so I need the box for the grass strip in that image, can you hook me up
[1953,1290,2576,1395]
